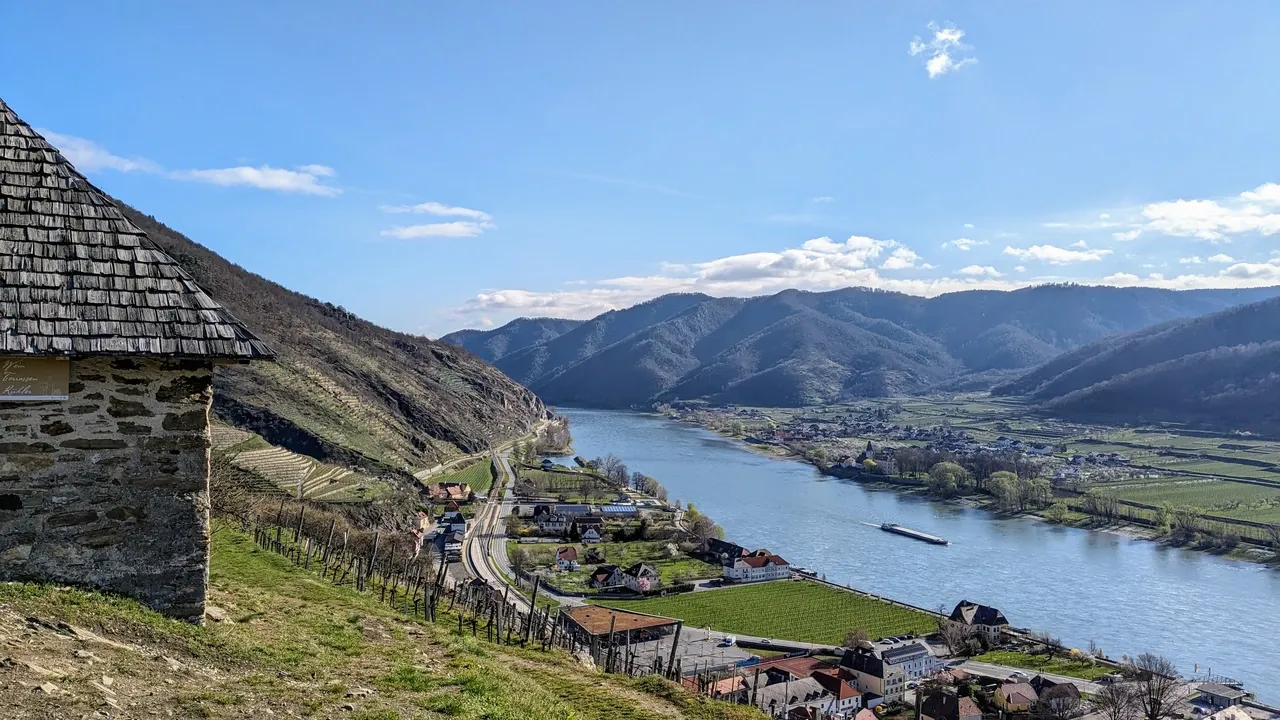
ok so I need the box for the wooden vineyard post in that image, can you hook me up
[666,621,683,680]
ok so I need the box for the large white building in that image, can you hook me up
[723,553,791,583]
[840,642,943,704]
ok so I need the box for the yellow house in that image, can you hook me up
[994,682,1038,712]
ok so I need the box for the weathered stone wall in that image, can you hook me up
[0,357,213,622]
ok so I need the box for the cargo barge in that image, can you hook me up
[880,523,949,545]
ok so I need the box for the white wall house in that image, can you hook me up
[723,554,791,583]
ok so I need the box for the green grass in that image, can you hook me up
[1110,479,1280,523]
[972,650,1112,681]
[510,541,720,593]
[519,468,620,503]
[435,458,498,495]
[0,526,762,720]
[597,580,935,645]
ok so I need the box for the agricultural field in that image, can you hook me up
[230,445,384,503]
[517,467,623,503]
[510,541,719,593]
[1110,479,1280,524]
[970,651,1111,681]
[433,458,497,495]
[596,580,936,644]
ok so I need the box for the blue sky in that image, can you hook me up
[4,2,1280,335]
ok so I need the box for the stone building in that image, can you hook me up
[0,98,273,621]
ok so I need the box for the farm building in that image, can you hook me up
[0,98,274,622]
[559,605,679,645]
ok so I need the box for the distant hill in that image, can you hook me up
[120,204,548,476]
[442,317,583,363]
[445,285,1280,408]
[993,296,1280,433]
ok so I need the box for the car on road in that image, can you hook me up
[1008,671,1029,680]
[719,636,736,647]
[759,638,772,645]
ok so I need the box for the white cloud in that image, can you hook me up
[1070,240,1090,249]
[175,165,341,196]
[1130,183,1280,242]
[881,247,923,270]
[1179,257,1203,265]
[958,265,1003,278]
[1208,254,1236,264]
[811,196,834,204]
[378,201,492,221]
[38,130,161,173]
[962,223,975,229]
[1003,244,1113,264]
[379,221,495,239]
[942,237,987,251]
[1014,266,1027,273]
[1113,230,1142,241]
[39,129,340,196]
[908,22,976,79]
[1099,213,1111,220]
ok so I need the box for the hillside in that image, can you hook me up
[442,317,584,363]
[0,530,756,720]
[120,204,548,476]
[993,296,1280,433]
[447,285,1280,408]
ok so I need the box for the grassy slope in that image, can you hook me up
[0,529,760,720]
[971,651,1111,681]
[434,460,498,496]
[511,541,720,593]
[597,581,935,645]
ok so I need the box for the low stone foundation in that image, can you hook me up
[0,357,214,622]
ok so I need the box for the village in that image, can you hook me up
[416,448,1274,720]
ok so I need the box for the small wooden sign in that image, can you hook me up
[0,357,70,401]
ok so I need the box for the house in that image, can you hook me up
[755,677,834,718]
[541,459,555,470]
[622,563,660,593]
[598,504,639,518]
[920,692,982,720]
[427,482,473,503]
[1199,683,1253,709]
[706,538,750,564]
[571,516,604,541]
[1204,708,1255,720]
[949,600,1009,644]
[442,531,464,562]
[581,527,602,544]
[994,682,1038,713]
[440,512,467,535]
[589,564,623,589]
[555,546,580,571]
[724,553,791,583]
[709,676,750,704]
[537,514,570,535]
[1030,675,1080,700]
[880,642,943,683]
[810,670,863,713]
[0,97,277,623]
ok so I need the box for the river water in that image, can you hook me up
[559,407,1280,699]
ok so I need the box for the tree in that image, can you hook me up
[934,607,976,656]
[843,628,870,648]
[1031,631,1064,661]
[630,471,647,491]
[688,514,723,545]
[1268,523,1280,552]
[1043,501,1069,523]
[1130,653,1181,720]
[928,462,970,497]
[1092,683,1137,720]
[1034,684,1082,720]
[510,547,531,575]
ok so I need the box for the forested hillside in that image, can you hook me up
[445,285,1280,408]
[443,317,583,362]
[121,204,548,476]
[994,296,1280,433]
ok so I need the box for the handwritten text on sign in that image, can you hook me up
[0,357,70,401]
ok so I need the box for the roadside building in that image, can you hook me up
[442,531,464,562]
[440,511,467,535]
[949,600,1009,645]
[555,546,579,571]
[841,644,938,705]
[880,641,943,683]
[810,670,864,714]
[580,527,601,543]
[1199,683,1254,709]
[994,682,1038,713]
[723,552,791,583]
[755,677,834,719]
[920,691,983,720]
[622,563,660,593]
[588,564,623,589]
[706,538,750,564]
[537,513,570,535]
[559,605,677,646]
[0,98,274,622]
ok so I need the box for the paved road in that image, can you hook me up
[955,660,1103,694]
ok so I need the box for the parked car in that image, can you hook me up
[719,636,737,647]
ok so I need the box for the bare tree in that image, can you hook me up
[934,607,975,656]
[1093,683,1138,720]
[1266,524,1280,552]
[1034,685,1082,720]
[1131,653,1181,720]
[843,628,870,648]
[1032,630,1065,661]
[688,515,723,545]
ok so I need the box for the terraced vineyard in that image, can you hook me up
[432,458,498,495]
[597,579,936,644]
[230,444,385,503]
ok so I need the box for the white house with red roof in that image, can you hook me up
[723,549,792,583]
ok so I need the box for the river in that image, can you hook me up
[559,407,1280,699]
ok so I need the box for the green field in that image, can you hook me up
[596,580,935,644]
[511,541,719,593]
[434,458,497,495]
[971,651,1111,681]
[1111,479,1280,524]
[518,468,620,503]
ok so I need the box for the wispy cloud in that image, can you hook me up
[1208,254,1236,264]
[942,237,987,251]
[380,220,495,240]
[908,22,976,79]
[1003,244,1113,264]
[174,165,341,196]
[39,130,340,196]
[378,201,492,220]
[565,171,698,199]
[811,196,834,204]
[958,265,1003,278]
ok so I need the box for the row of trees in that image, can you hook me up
[591,454,670,502]
[534,418,572,454]
[925,462,1053,511]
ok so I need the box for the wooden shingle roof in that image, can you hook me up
[0,98,273,359]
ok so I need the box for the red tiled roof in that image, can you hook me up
[958,697,982,718]
[741,554,789,568]
[756,655,838,678]
[556,546,578,561]
[810,670,861,701]
[997,682,1038,706]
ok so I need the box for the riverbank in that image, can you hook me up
[661,407,1280,567]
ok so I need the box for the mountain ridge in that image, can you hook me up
[444,285,1280,409]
